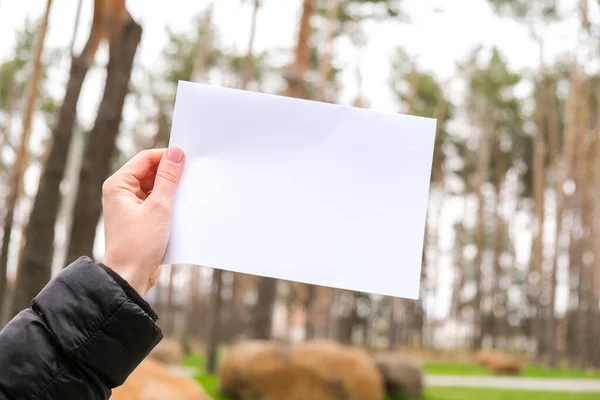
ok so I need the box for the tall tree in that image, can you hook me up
[251,276,277,339]
[205,269,223,374]
[241,0,260,89]
[591,72,600,368]
[0,0,53,319]
[486,0,562,363]
[462,47,524,349]
[11,0,112,317]
[284,0,316,99]
[0,21,40,313]
[66,4,142,264]
[547,58,579,367]
[390,48,456,345]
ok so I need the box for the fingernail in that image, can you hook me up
[167,146,184,164]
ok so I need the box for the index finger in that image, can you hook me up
[117,148,166,181]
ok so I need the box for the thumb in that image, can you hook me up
[150,146,185,209]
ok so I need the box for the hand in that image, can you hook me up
[102,147,185,296]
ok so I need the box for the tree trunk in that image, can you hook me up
[11,0,108,318]
[3,0,52,318]
[206,268,224,374]
[316,0,338,102]
[69,0,84,55]
[0,74,16,317]
[164,264,178,334]
[388,297,398,350]
[577,76,592,369]
[590,83,600,369]
[66,17,142,265]
[285,0,315,99]
[241,0,260,89]
[472,127,491,350]
[337,291,357,345]
[492,143,506,349]
[531,73,548,363]
[548,59,580,368]
[251,277,277,339]
[182,265,200,355]
[565,226,581,366]
[303,284,316,340]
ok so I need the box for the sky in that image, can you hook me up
[0,0,594,320]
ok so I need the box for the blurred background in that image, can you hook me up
[1,0,600,399]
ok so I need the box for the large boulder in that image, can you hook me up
[374,353,423,398]
[148,337,185,365]
[111,358,211,400]
[218,339,383,400]
[219,340,292,399]
[290,340,384,400]
[476,349,522,375]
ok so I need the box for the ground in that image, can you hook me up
[183,355,600,400]
[422,362,600,379]
[193,373,600,400]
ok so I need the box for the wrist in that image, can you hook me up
[103,258,148,296]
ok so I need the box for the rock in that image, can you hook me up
[374,353,424,398]
[219,340,290,399]
[111,358,211,400]
[290,340,384,400]
[148,337,185,365]
[476,350,522,375]
[218,339,383,400]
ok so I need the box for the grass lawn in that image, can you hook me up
[185,354,600,380]
[183,354,600,399]
[423,363,600,380]
[426,387,600,399]
[194,374,600,400]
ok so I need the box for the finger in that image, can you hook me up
[118,149,166,181]
[105,149,164,196]
[139,169,157,192]
[147,146,185,210]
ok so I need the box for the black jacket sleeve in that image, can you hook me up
[0,256,163,400]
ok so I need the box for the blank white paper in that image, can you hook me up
[163,81,436,299]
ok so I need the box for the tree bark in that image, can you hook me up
[69,0,84,55]
[241,0,260,89]
[66,17,142,265]
[316,0,338,102]
[337,291,356,345]
[206,268,223,374]
[2,0,52,318]
[164,264,178,335]
[0,72,18,316]
[251,277,277,339]
[388,297,398,350]
[303,284,316,340]
[577,76,592,369]
[492,143,506,348]
[11,0,108,318]
[590,82,600,369]
[531,73,548,363]
[472,127,491,350]
[548,59,580,368]
[285,0,315,99]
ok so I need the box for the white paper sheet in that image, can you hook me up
[164,81,436,299]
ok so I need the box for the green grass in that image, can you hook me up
[184,354,600,399]
[186,354,600,380]
[426,387,600,400]
[423,363,600,379]
[193,372,600,400]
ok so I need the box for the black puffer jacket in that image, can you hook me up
[0,256,163,400]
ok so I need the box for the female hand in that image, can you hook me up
[101,147,185,295]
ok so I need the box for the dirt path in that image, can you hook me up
[426,375,600,392]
